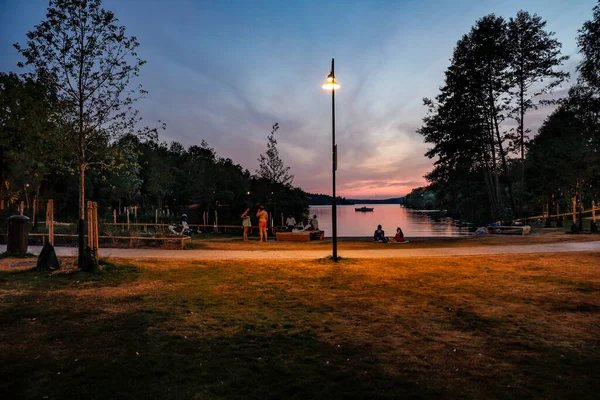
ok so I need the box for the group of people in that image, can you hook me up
[241,208,404,244]
[286,209,319,231]
[241,206,269,242]
[373,224,405,243]
[240,207,321,242]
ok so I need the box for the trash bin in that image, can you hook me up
[7,215,30,254]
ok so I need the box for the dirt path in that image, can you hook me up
[3,241,600,260]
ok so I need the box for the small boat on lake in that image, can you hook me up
[355,207,374,212]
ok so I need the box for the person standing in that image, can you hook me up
[256,205,269,242]
[241,208,251,241]
[301,208,309,227]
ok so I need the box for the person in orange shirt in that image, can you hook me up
[256,205,269,242]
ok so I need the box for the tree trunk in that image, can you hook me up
[490,89,517,218]
[519,75,525,218]
[78,161,85,268]
[32,188,39,228]
[0,145,3,210]
[482,166,497,220]
[486,113,501,213]
[77,19,86,270]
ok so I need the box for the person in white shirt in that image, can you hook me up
[286,215,296,231]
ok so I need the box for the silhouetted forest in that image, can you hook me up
[406,5,600,224]
[0,108,308,224]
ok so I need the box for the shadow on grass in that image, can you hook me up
[2,258,600,399]
[1,295,431,400]
[0,259,140,289]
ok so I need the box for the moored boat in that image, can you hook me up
[355,207,374,212]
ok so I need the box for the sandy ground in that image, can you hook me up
[1,240,599,261]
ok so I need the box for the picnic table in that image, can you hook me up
[275,230,325,242]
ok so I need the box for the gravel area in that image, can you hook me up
[2,241,599,260]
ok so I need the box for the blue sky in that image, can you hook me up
[0,0,596,198]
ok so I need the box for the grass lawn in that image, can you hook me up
[1,253,599,399]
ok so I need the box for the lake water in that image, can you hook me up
[309,204,471,237]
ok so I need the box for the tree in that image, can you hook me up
[526,106,586,210]
[577,1,600,94]
[417,11,571,222]
[507,10,569,207]
[104,135,142,212]
[0,72,63,212]
[256,123,294,186]
[15,0,147,270]
[569,1,600,201]
[418,16,517,221]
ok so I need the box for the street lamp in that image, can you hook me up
[322,58,339,261]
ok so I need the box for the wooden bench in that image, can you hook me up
[486,225,531,235]
[276,231,325,242]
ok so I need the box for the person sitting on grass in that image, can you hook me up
[394,227,405,242]
[373,224,388,243]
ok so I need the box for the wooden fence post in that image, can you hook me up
[155,209,158,224]
[46,199,54,246]
[20,201,24,215]
[87,201,93,248]
[32,198,37,226]
[572,196,577,224]
[93,202,99,258]
[113,209,117,224]
[126,208,130,230]
[593,201,596,223]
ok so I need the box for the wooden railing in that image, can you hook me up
[11,233,192,250]
[514,203,598,223]
[100,222,268,233]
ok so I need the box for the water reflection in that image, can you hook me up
[309,204,471,237]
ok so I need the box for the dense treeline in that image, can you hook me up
[0,77,308,224]
[409,4,600,224]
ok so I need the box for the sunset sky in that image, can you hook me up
[1,0,596,198]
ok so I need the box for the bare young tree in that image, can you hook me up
[256,123,294,186]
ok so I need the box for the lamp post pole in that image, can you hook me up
[322,58,340,262]
[330,58,338,262]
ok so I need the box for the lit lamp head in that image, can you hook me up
[322,73,340,90]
